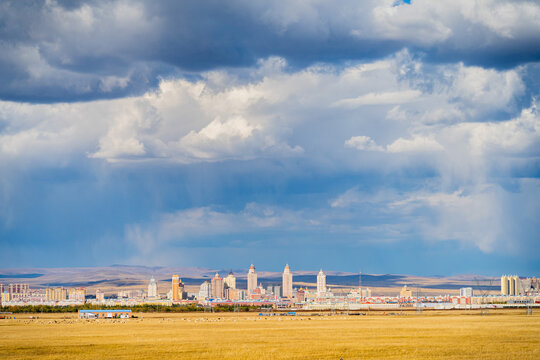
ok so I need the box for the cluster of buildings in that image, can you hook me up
[189,264,297,302]
[500,275,540,296]
[0,283,86,306]
[164,267,539,310]
[188,265,343,303]
[2,270,539,310]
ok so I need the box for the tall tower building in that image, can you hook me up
[148,276,158,298]
[282,264,293,298]
[317,269,326,296]
[199,281,211,300]
[501,275,521,296]
[225,271,236,289]
[501,275,509,295]
[172,274,180,301]
[510,275,519,296]
[247,264,257,293]
[211,273,224,299]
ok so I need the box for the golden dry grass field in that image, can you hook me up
[1,310,539,359]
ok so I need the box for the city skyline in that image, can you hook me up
[0,1,539,275]
[3,271,538,305]
[2,260,538,311]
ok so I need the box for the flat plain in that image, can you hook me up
[1,310,539,359]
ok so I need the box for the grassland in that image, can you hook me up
[1,310,539,359]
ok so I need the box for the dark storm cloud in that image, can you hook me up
[1,0,539,103]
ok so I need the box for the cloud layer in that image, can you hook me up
[1,0,540,102]
[0,1,538,273]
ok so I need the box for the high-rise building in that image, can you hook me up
[172,275,180,301]
[118,289,145,299]
[148,276,158,298]
[225,271,236,289]
[509,275,519,296]
[501,275,520,296]
[225,287,237,300]
[266,285,281,298]
[532,277,540,292]
[211,273,224,299]
[199,281,211,300]
[68,288,86,302]
[96,289,105,302]
[360,288,371,298]
[8,284,29,294]
[399,285,412,298]
[519,277,540,295]
[460,287,473,297]
[237,289,247,300]
[296,288,306,302]
[317,269,326,297]
[501,275,509,295]
[46,287,68,301]
[282,264,293,298]
[247,264,257,293]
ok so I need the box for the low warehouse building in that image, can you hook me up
[78,309,131,319]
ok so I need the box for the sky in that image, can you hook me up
[0,0,539,275]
